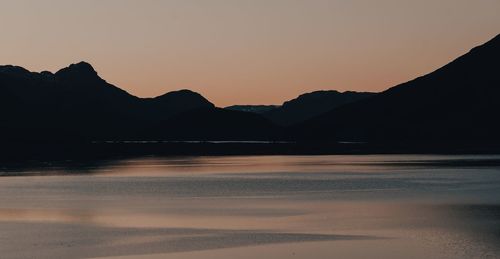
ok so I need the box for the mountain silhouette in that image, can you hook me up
[1,33,499,155]
[294,34,500,143]
[263,91,374,126]
[224,91,374,126]
[143,89,214,121]
[0,62,216,141]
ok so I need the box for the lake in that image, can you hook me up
[1,155,500,258]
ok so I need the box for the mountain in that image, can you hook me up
[2,33,499,153]
[0,62,136,140]
[224,91,375,126]
[225,105,279,114]
[0,62,216,141]
[264,91,375,126]
[143,89,214,120]
[295,34,500,144]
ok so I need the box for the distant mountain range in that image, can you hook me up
[228,91,374,126]
[226,90,375,126]
[267,91,375,126]
[1,34,499,152]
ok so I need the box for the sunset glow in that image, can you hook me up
[1,0,499,106]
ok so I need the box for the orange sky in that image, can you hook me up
[1,0,499,106]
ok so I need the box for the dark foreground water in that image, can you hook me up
[1,155,500,258]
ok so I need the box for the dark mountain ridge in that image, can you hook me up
[264,90,375,126]
[143,89,214,120]
[294,34,500,143]
[1,33,499,154]
[223,90,375,126]
[0,62,217,140]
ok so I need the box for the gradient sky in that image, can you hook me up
[1,0,499,106]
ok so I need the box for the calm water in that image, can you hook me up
[1,155,500,258]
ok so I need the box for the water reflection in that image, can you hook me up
[0,155,500,258]
[3,154,500,177]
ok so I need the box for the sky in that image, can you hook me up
[1,0,499,106]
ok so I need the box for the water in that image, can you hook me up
[1,155,500,258]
